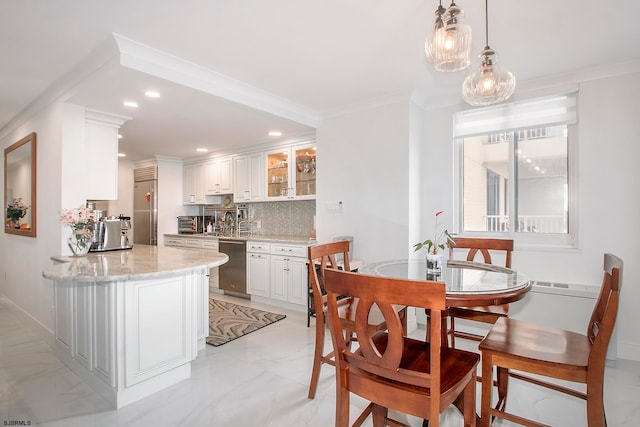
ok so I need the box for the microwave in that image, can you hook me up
[177,216,201,234]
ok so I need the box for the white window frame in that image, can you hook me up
[452,93,579,251]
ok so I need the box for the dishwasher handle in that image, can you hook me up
[219,240,245,245]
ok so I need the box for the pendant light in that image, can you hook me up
[425,1,472,72]
[462,0,515,106]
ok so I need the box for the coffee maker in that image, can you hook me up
[90,214,133,252]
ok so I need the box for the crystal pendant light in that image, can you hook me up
[462,0,515,106]
[425,1,472,72]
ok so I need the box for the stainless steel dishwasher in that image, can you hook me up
[218,239,248,298]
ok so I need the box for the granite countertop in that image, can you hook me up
[163,233,316,244]
[43,245,229,282]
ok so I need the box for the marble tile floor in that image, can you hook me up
[1,293,639,427]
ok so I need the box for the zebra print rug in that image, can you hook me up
[206,299,286,347]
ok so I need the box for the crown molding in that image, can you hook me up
[112,33,321,128]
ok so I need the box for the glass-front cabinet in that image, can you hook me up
[266,149,291,199]
[266,142,316,200]
[294,144,316,198]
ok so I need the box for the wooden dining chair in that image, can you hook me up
[446,237,514,348]
[324,268,480,427]
[306,241,407,400]
[479,253,623,427]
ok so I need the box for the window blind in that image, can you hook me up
[454,93,577,137]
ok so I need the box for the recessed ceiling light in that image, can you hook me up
[268,131,282,137]
[145,90,160,98]
[117,153,126,157]
[117,134,123,139]
[196,148,209,153]
[123,101,138,108]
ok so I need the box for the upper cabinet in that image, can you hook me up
[85,109,130,200]
[233,153,264,203]
[184,163,205,204]
[293,143,316,199]
[183,140,315,205]
[266,142,316,201]
[206,156,233,195]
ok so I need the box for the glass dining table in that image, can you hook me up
[359,259,531,308]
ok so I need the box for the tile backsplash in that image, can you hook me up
[250,200,315,237]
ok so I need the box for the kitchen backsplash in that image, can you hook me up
[250,200,315,237]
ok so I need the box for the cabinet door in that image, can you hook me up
[247,253,270,297]
[233,155,250,202]
[205,160,220,194]
[184,163,205,204]
[293,143,316,199]
[270,255,288,301]
[218,157,233,193]
[85,123,119,200]
[266,149,291,200]
[288,257,308,306]
[248,153,264,201]
[206,157,233,195]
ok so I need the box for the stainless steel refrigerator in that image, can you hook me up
[133,166,158,246]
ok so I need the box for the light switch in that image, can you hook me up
[326,201,343,213]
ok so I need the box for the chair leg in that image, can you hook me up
[495,367,509,415]
[371,404,388,427]
[308,320,325,399]
[335,380,350,427]
[463,371,477,427]
[480,354,493,427]
[586,379,606,427]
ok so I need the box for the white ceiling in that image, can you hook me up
[2,0,640,162]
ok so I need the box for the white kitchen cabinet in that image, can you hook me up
[165,237,186,247]
[206,156,233,195]
[233,153,264,203]
[246,241,270,298]
[84,108,130,200]
[265,142,316,201]
[183,163,205,204]
[164,235,220,292]
[269,243,308,305]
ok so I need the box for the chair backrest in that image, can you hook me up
[323,268,446,390]
[449,237,514,268]
[307,241,352,317]
[588,253,623,367]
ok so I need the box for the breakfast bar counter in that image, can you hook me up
[42,245,228,409]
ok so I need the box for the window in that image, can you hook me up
[453,94,577,247]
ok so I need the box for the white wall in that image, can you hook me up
[316,100,412,263]
[1,102,64,332]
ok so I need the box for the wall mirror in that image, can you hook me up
[4,132,37,237]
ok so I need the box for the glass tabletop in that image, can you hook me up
[359,259,530,295]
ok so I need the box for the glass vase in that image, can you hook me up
[68,234,91,257]
[426,253,443,275]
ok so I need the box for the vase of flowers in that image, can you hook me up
[59,206,97,256]
[7,198,29,229]
[413,210,455,274]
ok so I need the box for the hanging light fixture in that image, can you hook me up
[425,1,472,72]
[462,0,515,106]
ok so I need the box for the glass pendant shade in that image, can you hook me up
[462,47,515,106]
[425,2,472,72]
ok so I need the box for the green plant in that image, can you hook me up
[6,198,29,219]
[413,210,455,255]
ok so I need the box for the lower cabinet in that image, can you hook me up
[247,241,308,308]
[247,251,270,297]
[270,255,307,306]
[164,235,220,292]
[52,268,207,407]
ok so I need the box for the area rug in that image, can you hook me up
[206,299,286,347]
